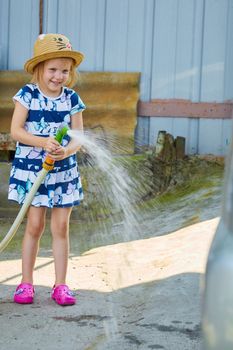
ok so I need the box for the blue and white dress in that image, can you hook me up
[8,83,86,208]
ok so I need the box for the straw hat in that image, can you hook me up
[24,33,84,74]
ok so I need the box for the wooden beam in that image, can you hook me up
[138,99,233,119]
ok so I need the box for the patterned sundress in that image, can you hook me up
[8,83,86,208]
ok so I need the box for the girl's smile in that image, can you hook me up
[39,58,72,97]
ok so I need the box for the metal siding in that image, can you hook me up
[1,0,232,101]
[59,0,92,70]
[6,0,39,70]
[140,0,154,101]
[149,117,196,155]
[172,118,190,153]
[201,0,229,102]
[135,117,150,148]
[44,0,106,71]
[1,0,232,156]
[173,0,195,100]
[43,0,58,33]
[224,0,233,100]
[92,0,106,71]
[0,0,10,69]
[187,118,199,154]
[149,117,173,145]
[40,0,233,102]
[77,0,106,71]
[148,118,231,156]
[57,0,81,42]
[199,119,223,155]
[104,0,129,71]
[151,0,178,98]
[126,0,146,71]
[191,0,205,102]
[222,119,233,155]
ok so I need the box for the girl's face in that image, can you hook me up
[40,58,72,97]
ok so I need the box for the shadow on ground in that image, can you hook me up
[0,272,203,350]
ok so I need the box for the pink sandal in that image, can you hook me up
[51,284,76,306]
[14,283,35,304]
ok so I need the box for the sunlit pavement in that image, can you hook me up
[0,217,219,350]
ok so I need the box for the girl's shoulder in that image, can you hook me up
[13,83,39,109]
[16,83,39,99]
[63,86,78,97]
[20,83,37,92]
[63,87,86,113]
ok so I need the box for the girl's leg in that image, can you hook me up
[21,206,47,284]
[50,207,72,286]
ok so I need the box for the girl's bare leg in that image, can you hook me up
[50,207,72,286]
[21,206,47,284]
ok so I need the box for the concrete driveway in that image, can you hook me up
[0,218,218,350]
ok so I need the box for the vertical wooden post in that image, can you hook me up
[175,136,186,160]
[39,0,44,34]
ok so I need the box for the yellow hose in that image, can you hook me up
[0,168,49,252]
[0,124,69,252]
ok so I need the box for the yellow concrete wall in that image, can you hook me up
[0,71,140,153]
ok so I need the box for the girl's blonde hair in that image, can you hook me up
[30,58,78,88]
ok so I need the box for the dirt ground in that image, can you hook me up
[0,217,219,350]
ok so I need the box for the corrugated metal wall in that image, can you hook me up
[0,0,232,155]
[0,0,40,70]
[2,0,232,102]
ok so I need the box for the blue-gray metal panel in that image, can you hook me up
[173,117,199,155]
[149,117,173,146]
[40,0,233,103]
[57,0,81,43]
[172,118,190,154]
[104,0,128,71]
[77,0,106,71]
[0,0,10,69]
[92,0,106,71]
[134,117,149,147]
[148,117,200,155]
[199,119,223,155]
[224,0,233,101]
[140,0,154,102]
[201,0,228,102]
[222,119,233,155]
[152,0,178,98]
[126,0,146,72]
[191,0,205,102]
[43,0,58,33]
[8,0,40,70]
[139,117,233,156]
[173,0,195,100]
[187,118,199,155]
[57,0,83,67]
[44,0,106,71]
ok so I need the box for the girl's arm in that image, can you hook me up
[66,111,84,155]
[11,101,60,153]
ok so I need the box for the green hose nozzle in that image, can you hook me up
[54,124,69,144]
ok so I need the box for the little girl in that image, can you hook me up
[8,33,85,306]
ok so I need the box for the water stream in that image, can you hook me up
[67,130,223,251]
[68,130,145,242]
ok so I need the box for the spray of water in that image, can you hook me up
[68,129,144,243]
[68,130,148,345]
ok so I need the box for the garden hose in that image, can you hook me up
[0,124,69,252]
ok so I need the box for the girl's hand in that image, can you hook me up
[43,137,61,154]
[48,146,68,161]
